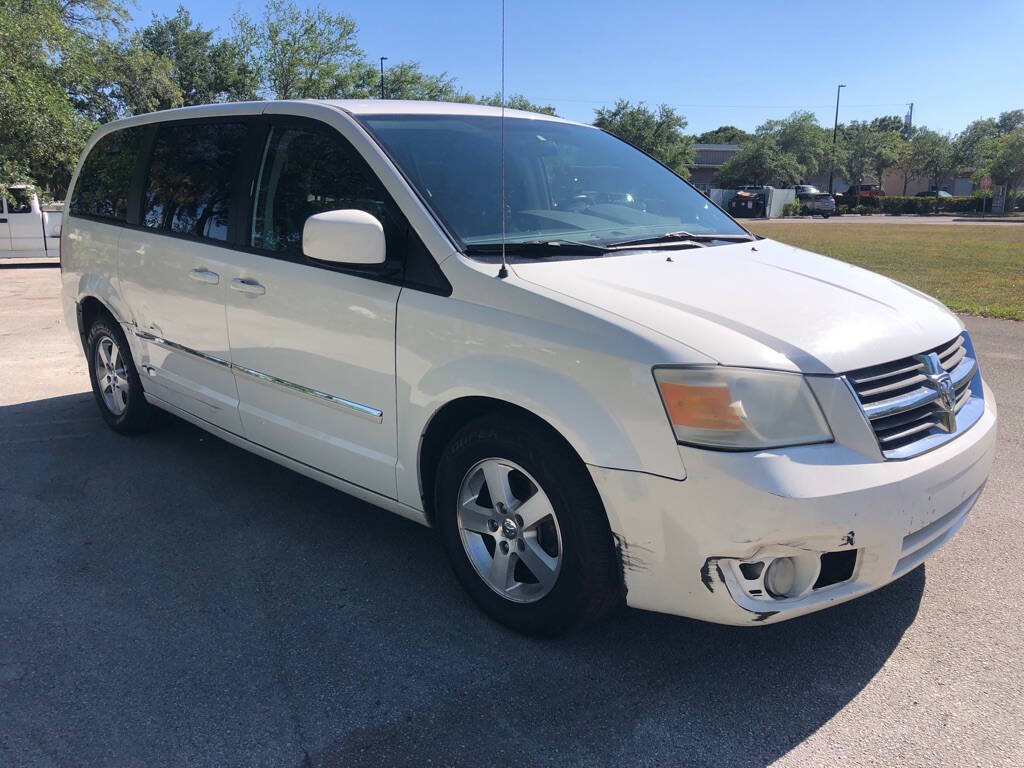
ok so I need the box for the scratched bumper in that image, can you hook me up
[588,384,997,625]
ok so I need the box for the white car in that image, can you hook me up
[1,184,61,258]
[60,101,997,635]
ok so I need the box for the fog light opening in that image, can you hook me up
[765,557,796,598]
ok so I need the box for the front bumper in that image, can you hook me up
[589,383,997,625]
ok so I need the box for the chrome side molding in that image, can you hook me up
[133,328,383,423]
[134,329,231,368]
[231,363,383,422]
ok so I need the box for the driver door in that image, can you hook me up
[221,117,405,499]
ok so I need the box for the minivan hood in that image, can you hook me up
[511,238,962,374]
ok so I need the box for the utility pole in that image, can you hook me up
[379,56,388,99]
[904,102,914,138]
[828,84,846,196]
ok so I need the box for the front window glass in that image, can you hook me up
[359,115,745,249]
[250,122,399,260]
[142,121,248,241]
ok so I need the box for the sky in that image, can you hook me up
[135,0,1023,136]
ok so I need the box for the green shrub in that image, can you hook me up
[878,195,993,215]
[782,202,802,217]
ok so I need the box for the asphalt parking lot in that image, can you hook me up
[2,262,1022,767]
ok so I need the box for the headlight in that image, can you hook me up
[653,367,832,450]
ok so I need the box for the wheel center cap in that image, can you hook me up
[501,518,519,539]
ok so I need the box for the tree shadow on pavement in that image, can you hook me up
[0,393,923,768]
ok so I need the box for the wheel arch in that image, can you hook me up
[417,396,595,526]
[78,294,118,332]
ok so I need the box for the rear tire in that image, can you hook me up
[435,413,623,635]
[86,315,154,434]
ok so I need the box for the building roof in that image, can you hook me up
[691,143,741,168]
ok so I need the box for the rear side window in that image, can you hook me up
[251,123,398,258]
[142,121,248,241]
[8,188,33,214]
[70,127,144,222]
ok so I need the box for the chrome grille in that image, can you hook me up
[846,335,980,458]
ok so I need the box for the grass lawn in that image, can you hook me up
[746,221,1024,321]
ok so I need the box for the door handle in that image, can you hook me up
[0,218,7,223]
[231,278,266,296]
[189,268,220,285]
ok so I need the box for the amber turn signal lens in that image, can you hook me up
[657,381,744,431]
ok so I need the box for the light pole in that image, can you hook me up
[379,56,388,99]
[828,84,845,196]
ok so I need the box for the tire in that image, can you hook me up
[434,413,622,635]
[86,314,154,434]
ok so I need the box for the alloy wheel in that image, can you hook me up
[456,458,563,603]
[94,335,129,415]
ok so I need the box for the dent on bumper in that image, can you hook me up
[589,397,997,626]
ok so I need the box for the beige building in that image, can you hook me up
[880,169,976,197]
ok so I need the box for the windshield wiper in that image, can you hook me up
[606,230,753,249]
[464,240,610,257]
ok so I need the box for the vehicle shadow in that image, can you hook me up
[0,393,924,768]
[0,260,59,270]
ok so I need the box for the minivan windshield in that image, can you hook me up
[358,115,747,252]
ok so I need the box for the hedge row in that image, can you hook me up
[879,195,992,214]
[770,193,1019,218]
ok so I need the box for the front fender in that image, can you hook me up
[418,353,640,465]
[395,281,691,511]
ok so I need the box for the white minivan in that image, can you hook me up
[61,101,997,634]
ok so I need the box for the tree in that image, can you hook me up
[869,115,904,134]
[715,137,802,187]
[870,131,904,193]
[891,138,918,195]
[955,117,999,173]
[109,39,184,115]
[0,0,126,194]
[836,121,876,199]
[374,61,468,101]
[694,125,751,145]
[140,7,256,104]
[476,93,556,115]
[232,0,362,99]
[755,110,830,179]
[593,100,694,177]
[911,128,956,210]
[996,109,1024,135]
[986,127,1024,207]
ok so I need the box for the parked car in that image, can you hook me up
[61,101,997,635]
[1,185,61,258]
[845,183,885,200]
[916,190,953,197]
[794,185,836,217]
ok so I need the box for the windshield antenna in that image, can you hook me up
[497,0,508,279]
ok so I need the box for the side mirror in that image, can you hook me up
[302,209,385,266]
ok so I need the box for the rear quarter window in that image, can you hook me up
[70,127,144,222]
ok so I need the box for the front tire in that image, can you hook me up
[86,315,153,434]
[435,414,622,635]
